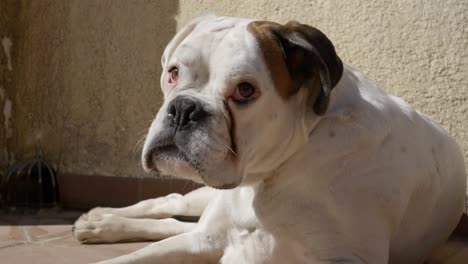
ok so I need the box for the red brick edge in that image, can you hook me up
[57,173,201,210]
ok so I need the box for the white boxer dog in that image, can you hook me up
[73,15,467,264]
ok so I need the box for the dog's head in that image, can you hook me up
[142,15,343,189]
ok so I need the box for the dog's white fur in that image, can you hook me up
[74,15,466,263]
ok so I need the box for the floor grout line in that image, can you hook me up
[21,226,33,242]
[33,233,72,244]
[0,241,26,250]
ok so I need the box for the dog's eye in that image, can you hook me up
[168,66,178,83]
[232,82,257,104]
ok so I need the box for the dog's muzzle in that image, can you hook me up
[143,96,210,172]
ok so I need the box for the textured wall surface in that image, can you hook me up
[2,0,467,178]
[177,0,468,174]
[9,0,178,177]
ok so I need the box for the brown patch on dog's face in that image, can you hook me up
[248,21,295,99]
[248,20,343,115]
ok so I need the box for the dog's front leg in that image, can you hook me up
[74,216,197,243]
[96,231,222,264]
[85,186,217,219]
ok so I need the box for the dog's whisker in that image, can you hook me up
[137,128,149,136]
[226,145,237,158]
[132,134,148,157]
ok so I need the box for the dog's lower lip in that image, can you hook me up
[144,143,190,173]
[143,149,156,172]
[157,144,181,156]
[154,143,192,165]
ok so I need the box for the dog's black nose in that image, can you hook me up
[167,96,209,129]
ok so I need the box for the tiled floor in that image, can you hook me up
[0,210,467,263]
[0,210,151,264]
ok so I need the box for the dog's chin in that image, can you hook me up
[154,159,205,184]
[152,156,242,190]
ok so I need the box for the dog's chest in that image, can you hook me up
[220,228,317,264]
[220,228,275,264]
[252,176,341,259]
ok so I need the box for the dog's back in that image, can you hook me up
[318,64,467,263]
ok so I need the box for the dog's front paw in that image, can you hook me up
[73,214,126,243]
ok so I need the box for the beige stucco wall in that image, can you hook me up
[2,0,467,178]
[7,0,178,176]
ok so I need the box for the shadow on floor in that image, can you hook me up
[0,209,82,226]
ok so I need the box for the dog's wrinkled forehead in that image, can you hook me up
[161,15,255,68]
[159,15,276,102]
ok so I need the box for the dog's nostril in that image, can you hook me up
[189,107,208,122]
[168,96,209,128]
[168,103,176,117]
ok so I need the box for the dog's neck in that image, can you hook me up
[305,64,361,133]
[252,63,364,205]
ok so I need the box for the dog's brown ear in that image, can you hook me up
[249,21,343,115]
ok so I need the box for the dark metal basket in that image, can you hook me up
[0,156,59,210]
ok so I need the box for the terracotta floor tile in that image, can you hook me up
[0,226,27,242]
[1,211,468,263]
[0,240,23,249]
[25,224,71,241]
[0,243,149,264]
[0,212,153,263]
